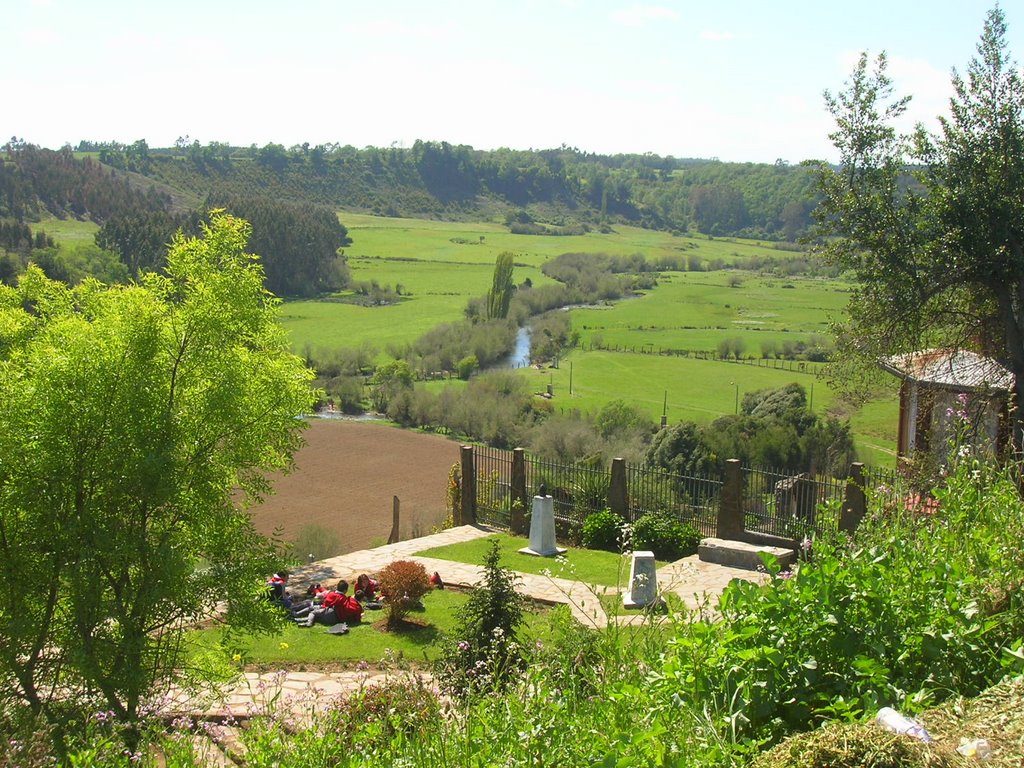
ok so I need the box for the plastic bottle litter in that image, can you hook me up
[875,707,933,743]
[957,738,991,760]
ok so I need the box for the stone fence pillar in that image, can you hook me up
[510,448,528,535]
[608,458,627,518]
[840,462,866,533]
[717,458,743,539]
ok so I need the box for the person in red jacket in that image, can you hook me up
[295,580,363,627]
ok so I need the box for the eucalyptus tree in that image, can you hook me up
[0,212,315,750]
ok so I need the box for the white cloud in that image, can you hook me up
[609,5,679,28]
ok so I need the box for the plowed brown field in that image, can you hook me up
[247,419,463,554]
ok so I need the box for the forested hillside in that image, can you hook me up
[84,138,821,241]
[1,136,821,294]
[0,141,350,295]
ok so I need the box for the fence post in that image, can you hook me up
[717,458,743,539]
[511,448,528,535]
[460,445,477,526]
[387,496,400,544]
[840,462,866,533]
[608,458,627,518]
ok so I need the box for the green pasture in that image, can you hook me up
[524,350,832,423]
[525,349,897,464]
[572,271,850,355]
[35,216,99,244]
[338,211,798,268]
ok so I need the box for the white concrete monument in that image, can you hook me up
[623,550,662,609]
[519,495,566,557]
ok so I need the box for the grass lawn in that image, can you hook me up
[414,532,665,588]
[189,585,559,667]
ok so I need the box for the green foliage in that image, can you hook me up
[456,353,479,380]
[291,524,342,562]
[816,10,1024,447]
[647,384,856,476]
[486,250,515,320]
[377,560,431,628]
[0,142,172,223]
[581,508,623,552]
[630,513,701,561]
[95,210,203,276]
[208,192,351,297]
[0,212,316,751]
[369,359,413,412]
[654,458,1024,745]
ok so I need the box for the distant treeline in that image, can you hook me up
[77,137,821,241]
[1,141,170,222]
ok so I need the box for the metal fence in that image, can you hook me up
[741,465,848,540]
[473,446,516,529]
[470,445,894,543]
[624,463,721,537]
[473,446,722,539]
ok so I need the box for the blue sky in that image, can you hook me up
[4,1,1020,163]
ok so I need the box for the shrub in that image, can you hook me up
[435,539,524,696]
[332,677,440,749]
[653,458,1024,745]
[291,524,342,562]
[377,560,431,628]
[630,512,700,561]
[582,508,623,552]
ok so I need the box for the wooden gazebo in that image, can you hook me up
[881,349,1013,461]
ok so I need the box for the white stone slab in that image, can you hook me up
[623,550,663,609]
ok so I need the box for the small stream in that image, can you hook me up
[502,327,532,369]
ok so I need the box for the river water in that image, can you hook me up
[503,327,532,369]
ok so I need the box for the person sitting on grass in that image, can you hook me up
[294,580,363,627]
[267,571,293,609]
[354,573,379,602]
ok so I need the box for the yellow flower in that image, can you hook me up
[232,653,242,664]
[279,642,289,650]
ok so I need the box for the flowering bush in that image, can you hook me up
[434,539,524,696]
[377,559,431,628]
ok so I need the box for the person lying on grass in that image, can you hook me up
[354,573,385,609]
[293,580,364,627]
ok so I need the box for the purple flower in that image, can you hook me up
[457,640,470,652]
[777,570,793,580]
[800,537,812,552]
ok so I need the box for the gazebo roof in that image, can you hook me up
[881,349,1014,392]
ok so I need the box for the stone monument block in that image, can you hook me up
[519,495,566,557]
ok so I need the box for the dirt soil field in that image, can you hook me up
[247,419,463,555]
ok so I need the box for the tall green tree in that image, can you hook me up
[0,212,315,751]
[815,7,1024,448]
[486,251,515,320]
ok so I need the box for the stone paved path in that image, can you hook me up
[173,525,763,721]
